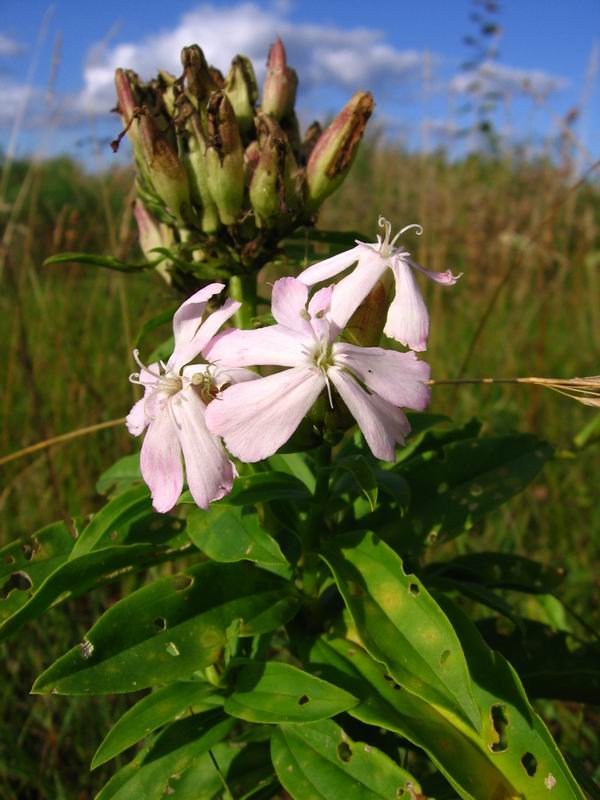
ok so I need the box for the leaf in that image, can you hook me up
[573,411,600,449]
[477,617,600,705]
[33,562,301,694]
[224,661,358,723]
[392,433,553,550]
[334,455,378,511]
[267,453,316,493]
[271,718,423,800]
[373,470,410,512]
[179,472,312,506]
[395,414,476,464]
[424,552,565,595]
[96,710,234,800]
[0,543,162,642]
[187,506,292,578]
[96,454,143,497]
[70,485,152,557]
[44,251,157,272]
[309,637,584,800]
[0,521,75,623]
[321,530,481,732]
[92,681,224,768]
[133,306,179,349]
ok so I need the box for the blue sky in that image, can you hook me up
[1,0,598,164]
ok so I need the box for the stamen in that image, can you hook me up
[323,369,334,409]
[132,349,162,380]
[390,223,423,249]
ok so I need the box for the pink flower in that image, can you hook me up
[204,277,431,463]
[126,283,255,512]
[297,217,462,351]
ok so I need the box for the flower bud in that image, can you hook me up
[249,114,299,228]
[300,120,322,163]
[180,109,221,234]
[205,92,244,225]
[181,45,218,112]
[114,69,145,161]
[224,55,258,139]
[261,37,298,121]
[305,91,373,210]
[138,111,192,224]
[133,200,174,282]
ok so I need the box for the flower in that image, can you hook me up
[204,277,431,462]
[126,283,255,512]
[297,217,462,351]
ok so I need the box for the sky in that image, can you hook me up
[1,0,598,166]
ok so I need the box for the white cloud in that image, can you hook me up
[74,2,425,116]
[450,60,567,100]
[0,33,23,57]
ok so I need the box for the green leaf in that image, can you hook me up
[478,617,600,705]
[133,306,179,350]
[92,681,224,768]
[44,251,157,272]
[573,411,600,449]
[70,485,152,557]
[395,413,475,464]
[271,718,423,800]
[179,472,312,506]
[425,552,565,595]
[0,543,162,642]
[96,454,143,496]
[373,470,410,512]
[33,562,301,694]
[224,661,358,723]
[309,637,584,800]
[334,455,378,511]
[392,433,553,550]
[321,530,481,732]
[267,453,316,493]
[96,710,234,800]
[187,506,292,578]
[0,521,75,623]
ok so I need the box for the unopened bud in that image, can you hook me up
[301,120,322,163]
[114,69,145,160]
[138,112,192,224]
[209,66,225,89]
[205,92,244,225]
[224,55,258,138]
[133,200,174,282]
[249,114,299,228]
[181,45,217,111]
[181,110,221,234]
[306,91,373,210]
[261,37,298,121]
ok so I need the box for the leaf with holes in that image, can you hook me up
[187,506,292,578]
[321,530,481,732]
[224,661,358,723]
[0,521,75,623]
[271,718,423,800]
[477,617,600,705]
[424,552,565,595]
[95,710,234,800]
[92,682,224,768]
[391,433,553,551]
[0,543,163,642]
[308,637,584,800]
[32,562,301,694]
[96,454,143,497]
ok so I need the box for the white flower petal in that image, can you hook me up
[205,367,325,462]
[333,344,431,409]
[297,245,363,286]
[330,249,388,333]
[385,257,429,351]
[271,277,312,333]
[172,283,225,352]
[140,404,183,513]
[328,366,411,461]
[126,397,147,436]
[204,325,309,368]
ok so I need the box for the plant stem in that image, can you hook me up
[228,274,257,329]
[302,444,332,598]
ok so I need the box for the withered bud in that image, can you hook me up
[205,92,244,225]
[261,37,298,121]
[209,66,225,89]
[306,91,374,210]
[301,120,322,163]
[181,45,217,109]
[224,55,258,138]
[249,113,299,228]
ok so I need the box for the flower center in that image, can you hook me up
[129,349,183,396]
[373,216,424,259]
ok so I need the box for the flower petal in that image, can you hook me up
[170,296,239,372]
[308,285,333,342]
[297,245,363,286]
[204,325,309,368]
[330,249,387,332]
[172,282,225,352]
[140,405,183,513]
[332,344,431,410]
[328,366,411,461]
[410,259,463,285]
[126,397,147,436]
[385,257,429,351]
[271,277,311,333]
[205,367,325,462]
[171,386,235,510]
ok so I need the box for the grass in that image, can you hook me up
[1,145,599,796]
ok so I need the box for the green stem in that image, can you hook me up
[302,445,332,598]
[228,274,257,329]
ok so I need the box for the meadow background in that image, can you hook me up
[1,1,600,798]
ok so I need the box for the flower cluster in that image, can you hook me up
[128,219,461,512]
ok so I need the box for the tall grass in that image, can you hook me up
[1,146,599,796]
